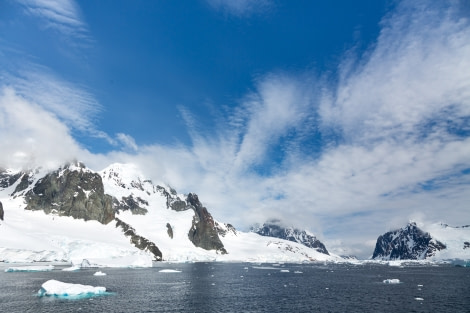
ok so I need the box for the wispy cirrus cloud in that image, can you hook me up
[15,0,89,41]
[2,64,108,141]
[111,0,470,257]
[206,0,273,17]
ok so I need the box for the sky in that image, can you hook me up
[1,0,469,258]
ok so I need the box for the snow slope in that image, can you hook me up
[422,223,470,261]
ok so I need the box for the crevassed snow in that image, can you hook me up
[38,279,107,298]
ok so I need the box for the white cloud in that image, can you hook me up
[116,133,138,152]
[16,0,89,40]
[1,65,112,143]
[0,87,83,170]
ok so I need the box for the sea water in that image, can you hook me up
[0,262,468,312]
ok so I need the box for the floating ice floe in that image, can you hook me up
[280,269,290,273]
[93,271,107,276]
[294,271,303,274]
[415,297,424,301]
[158,269,182,273]
[38,279,107,298]
[5,265,54,272]
[383,279,400,284]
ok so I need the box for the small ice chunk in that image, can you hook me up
[158,269,181,273]
[417,284,423,287]
[280,269,290,273]
[294,271,303,274]
[93,271,106,276]
[5,265,54,272]
[415,297,424,301]
[383,279,400,284]
[38,280,106,298]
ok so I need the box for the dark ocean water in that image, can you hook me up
[0,262,469,313]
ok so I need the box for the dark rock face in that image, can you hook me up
[113,195,148,215]
[166,223,173,239]
[13,173,33,195]
[464,242,470,249]
[252,220,330,255]
[115,218,162,261]
[24,162,115,224]
[186,193,227,254]
[0,169,22,189]
[0,201,3,221]
[372,222,446,260]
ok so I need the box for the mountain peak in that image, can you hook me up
[252,220,329,255]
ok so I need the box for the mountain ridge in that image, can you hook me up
[0,161,339,265]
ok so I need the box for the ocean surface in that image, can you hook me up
[0,262,469,313]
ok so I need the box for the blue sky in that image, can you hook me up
[1,0,469,257]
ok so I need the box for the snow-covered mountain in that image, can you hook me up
[0,162,339,266]
[372,222,470,261]
[251,220,329,255]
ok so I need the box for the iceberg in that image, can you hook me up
[38,279,107,299]
[383,279,400,284]
[158,269,181,273]
[5,265,54,272]
[93,271,107,276]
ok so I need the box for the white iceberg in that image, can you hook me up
[158,269,181,273]
[383,279,400,284]
[38,279,107,298]
[93,271,107,276]
[5,265,54,272]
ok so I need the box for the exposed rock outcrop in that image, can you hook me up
[372,222,446,260]
[0,201,4,221]
[24,162,115,224]
[186,193,227,254]
[252,220,330,255]
[115,218,162,261]
[215,222,237,237]
[166,223,173,239]
[113,195,148,215]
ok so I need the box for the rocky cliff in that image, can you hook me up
[186,193,227,254]
[24,162,115,224]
